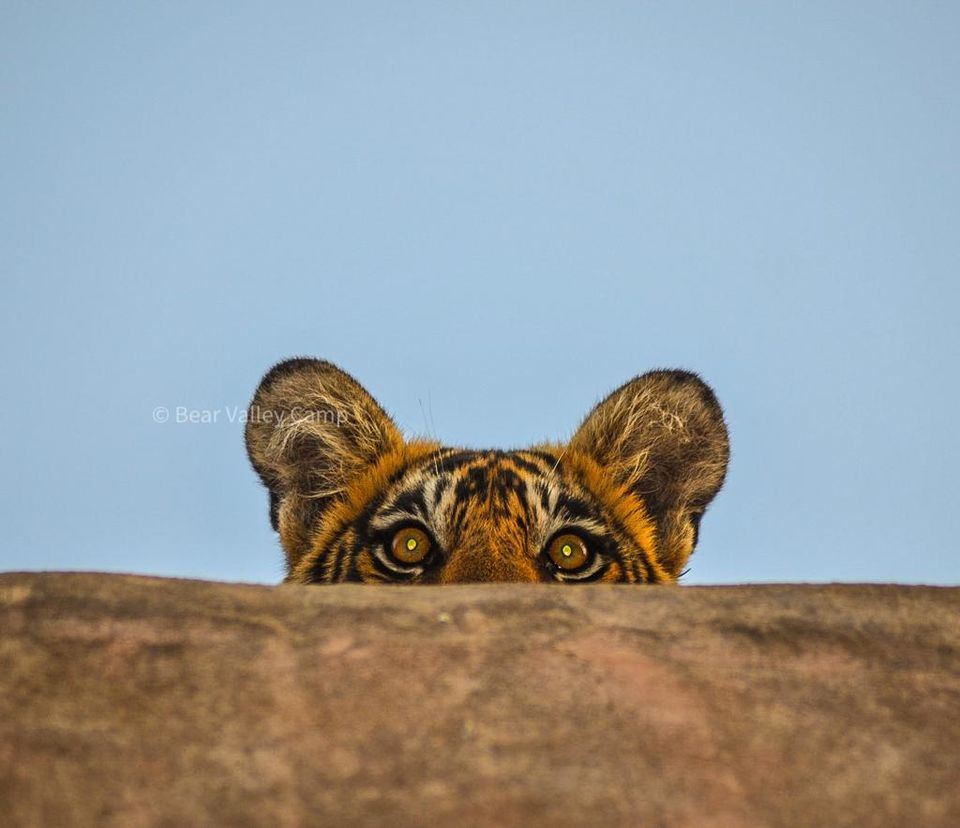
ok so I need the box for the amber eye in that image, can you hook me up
[390,526,432,565]
[547,533,590,572]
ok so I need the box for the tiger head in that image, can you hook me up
[245,358,729,584]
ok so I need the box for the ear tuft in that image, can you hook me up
[569,370,729,577]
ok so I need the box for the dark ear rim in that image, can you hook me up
[571,369,728,457]
[631,368,728,512]
[588,369,725,433]
[244,356,338,488]
[253,357,337,394]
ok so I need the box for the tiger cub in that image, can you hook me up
[246,358,729,584]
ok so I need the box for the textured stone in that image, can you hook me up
[1,573,958,826]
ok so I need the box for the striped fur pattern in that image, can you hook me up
[246,359,729,584]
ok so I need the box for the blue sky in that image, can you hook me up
[2,1,957,584]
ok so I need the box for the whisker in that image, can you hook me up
[551,447,567,473]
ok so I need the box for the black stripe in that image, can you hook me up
[526,449,560,467]
[432,476,450,508]
[428,450,486,474]
[554,493,597,522]
[390,487,430,520]
[335,535,358,582]
[343,554,364,583]
[510,454,553,476]
[539,483,551,513]
[454,465,489,500]
[635,545,657,583]
[368,551,420,582]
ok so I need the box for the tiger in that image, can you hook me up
[245,358,729,584]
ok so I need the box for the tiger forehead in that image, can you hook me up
[367,447,608,535]
[369,449,558,518]
[443,450,554,493]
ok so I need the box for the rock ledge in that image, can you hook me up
[2,573,958,826]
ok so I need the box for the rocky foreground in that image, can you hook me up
[1,573,958,826]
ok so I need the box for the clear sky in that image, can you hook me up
[2,2,958,585]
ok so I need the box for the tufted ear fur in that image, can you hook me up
[569,370,729,578]
[245,358,403,567]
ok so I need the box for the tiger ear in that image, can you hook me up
[245,358,403,567]
[569,370,729,578]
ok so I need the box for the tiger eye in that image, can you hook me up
[547,533,589,571]
[390,526,432,565]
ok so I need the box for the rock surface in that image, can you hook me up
[1,573,958,827]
